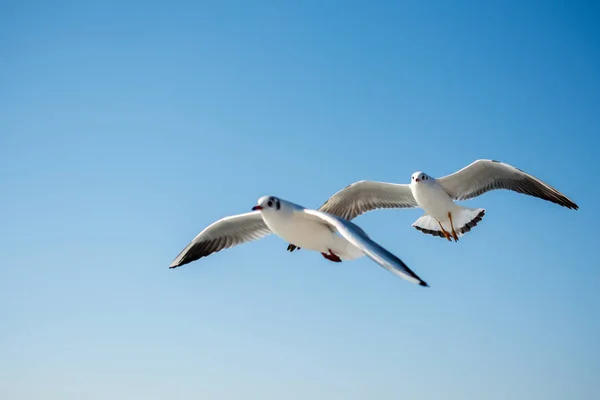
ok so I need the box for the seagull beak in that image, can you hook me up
[252,205,263,211]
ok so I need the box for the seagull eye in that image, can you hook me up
[267,200,273,207]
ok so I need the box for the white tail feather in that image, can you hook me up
[412,207,486,239]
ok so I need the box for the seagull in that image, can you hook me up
[287,159,578,250]
[169,195,429,287]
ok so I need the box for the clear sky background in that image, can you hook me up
[1,1,599,399]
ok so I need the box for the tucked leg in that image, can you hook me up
[437,220,452,241]
[447,212,459,242]
[287,244,301,252]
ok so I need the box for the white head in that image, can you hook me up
[252,195,283,212]
[411,171,431,184]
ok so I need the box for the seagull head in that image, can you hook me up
[252,196,282,212]
[411,171,431,183]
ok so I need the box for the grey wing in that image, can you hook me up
[302,209,429,287]
[169,211,271,269]
[287,181,417,252]
[318,180,419,220]
[437,159,579,210]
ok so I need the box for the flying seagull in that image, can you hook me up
[287,159,578,250]
[169,195,429,287]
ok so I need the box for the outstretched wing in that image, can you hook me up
[301,209,429,287]
[318,180,418,220]
[169,211,271,268]
[437,159,578,209]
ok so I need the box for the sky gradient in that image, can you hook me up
[1,1,599,399]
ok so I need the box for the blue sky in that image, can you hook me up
[1,1,599,399]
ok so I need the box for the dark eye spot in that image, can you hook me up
[267,201,273,207]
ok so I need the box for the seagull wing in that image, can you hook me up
[437,159,578,209]
[301,209,428,287]
[317,180,418,221]
[169,211,272,268]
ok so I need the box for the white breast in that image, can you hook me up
[261,211,334,253]
[261,211,363,259]
[411,180,457,219]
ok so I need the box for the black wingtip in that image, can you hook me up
[169,260,185,269]
[419,281,429,287]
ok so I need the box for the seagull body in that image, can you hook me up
[409,172,486,240]
[169,195,429,287]
[258,198,363,261]
[287,159,578,249]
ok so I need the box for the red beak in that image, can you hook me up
[252,205,263,211]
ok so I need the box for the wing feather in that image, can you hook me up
[437,159,578,209]
[169,211,271,268]
[318,180,419,221]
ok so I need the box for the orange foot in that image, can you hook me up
[321,249,342,262]
[448,212,459,242]
[437,220,453,242]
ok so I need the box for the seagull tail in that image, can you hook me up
[452,207,486,236]
[412,207,486,239]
